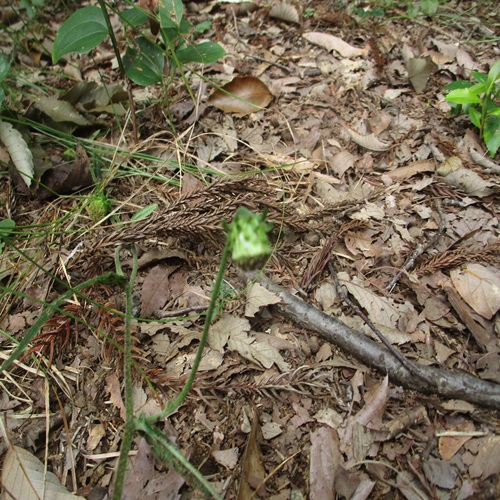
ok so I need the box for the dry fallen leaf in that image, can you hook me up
[406,57,437,93]
[303,32,370,58]
[1,446,85,500]
[346,127,392,151]
[269,2,300,24]
[450,264,500,320]
[208,76,273,115]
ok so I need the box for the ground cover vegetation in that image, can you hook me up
[0,0,499,498]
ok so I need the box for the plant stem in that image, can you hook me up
[112,245,138,500]
[97,0,138,142]
[146,238,232,424]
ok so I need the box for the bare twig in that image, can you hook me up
[387,200,446,292]
[242,270,500,411]
[328,260,435,386]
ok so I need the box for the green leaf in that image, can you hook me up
[0,54,10,83]
[444,80,472,91]
[468,106,482,129]
[131,203,158,221]
[123,37,164,86]
[195,21,212,34]
[484,113,500,157]
[121,6,149,28]
[175,42,225,65]
[445,88,482,105]
[486,60,500,94]
[471,71,487,84]
[407,4,420,18]
[0,219,15,234]
[421,0,439,16]
[0,88,5,109]
[159,0,184,29]
[52,6,108,64]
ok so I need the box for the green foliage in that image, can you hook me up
[445,60,500,157]
[52,0,225,86]
[52,6,108,64]
[0,219,15,254]
[19,0,44,18]
[355,0,441,19]
[0,54,11,109]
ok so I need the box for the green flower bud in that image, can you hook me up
[228,207,272,270]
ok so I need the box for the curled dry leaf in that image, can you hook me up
[438,156,497,197]
[269,2,300,24]
[303,32,369,58]
[208,76,273,116]
[0,118,34,188]
[346,127,392,151]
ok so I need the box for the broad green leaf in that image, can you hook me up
[444,80,472,91]
[445,88,481,105]
[421,0,439,15]
[407,4,419,18]
[0,219,15,233]
[123,37,164,86]
[484,113,500,157]
[52,6,108,64]
[159,0,184,29]
[121,6,149,28]
[472,71,487,84]
[468,106,482,129]
[0,88,5,109]
[175,42,225,64]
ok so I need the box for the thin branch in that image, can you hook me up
[328,260,435,386]
[243,271,500,411]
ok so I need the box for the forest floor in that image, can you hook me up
[1,0,500,499]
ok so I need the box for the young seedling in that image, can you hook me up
[112,207,273,499]
[445,60,500,157]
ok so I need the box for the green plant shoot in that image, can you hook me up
[52,0,225,86]
[445,60,500,157]
[111,208,272,499]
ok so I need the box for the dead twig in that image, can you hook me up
[242,270,500,411]
[328,259,435,386]
[386,200,446,292]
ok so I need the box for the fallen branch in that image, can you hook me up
[243,271,500,411]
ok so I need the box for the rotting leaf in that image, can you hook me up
[38,143,93,199]
[303,32,370,58]
[208,76,273,116]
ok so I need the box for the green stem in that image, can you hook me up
[0,271,125,375]
[97,0,138,142]
[145,238,232,424]
[112,245,138,500]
